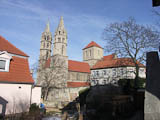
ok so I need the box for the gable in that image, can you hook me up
[0,36,28,57]
[83,41,102,50]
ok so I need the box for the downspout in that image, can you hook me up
[30,84,34,106]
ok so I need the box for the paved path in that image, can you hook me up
[42,116,61,120]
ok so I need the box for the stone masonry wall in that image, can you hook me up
[145,51,160,120]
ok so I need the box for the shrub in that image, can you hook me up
[29,103,40,114]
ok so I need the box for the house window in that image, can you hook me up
[103,70,106,75]
[0,60,6,70]
[103,80,106,84]
[96,71,99,76]
[112,68,117,77]
[139,68,144,73]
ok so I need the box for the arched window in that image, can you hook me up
[59,31,61,34]
[47,35,49,40]
[62,38,65,43]
[86,51,87,58]
[43,43,45,48]
[58,38,61,42]
[46,51,48,59]
[47,43,49,48]
[62,45,64,55]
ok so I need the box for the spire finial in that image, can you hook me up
[58,16,64,29]
[45,19,50,32]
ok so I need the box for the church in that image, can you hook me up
[37,17,145,107]
[37,17,91,107]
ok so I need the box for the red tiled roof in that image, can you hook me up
[0,36,28,57]
[0,56,34,84]
[67,82,90,88]
[45,59,91,73]
[103,54,116,61]
[83,41,102,50]
[68,60,90,73]
[91,58,145,69]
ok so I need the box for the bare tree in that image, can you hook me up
[37,55,67,101]
[152,8,160,27]
[103,18,160,88]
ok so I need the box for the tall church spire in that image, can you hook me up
[39,20,52,65]
[53,16,67,56]
[58,16,64,29]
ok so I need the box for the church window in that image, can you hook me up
[62,38,65,43]
[77,73,80,80]
[43,43,45,48]
[58,38,61,42]
[62,45,64,55]
[46,51,48,59]
[59,31,61,34]
[47,43,49,48]
[86,51,87,57]
[47,35,49,40]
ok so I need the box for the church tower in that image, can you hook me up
[39,21,52,67]
[53,16,67,56]
[83,41,103,67]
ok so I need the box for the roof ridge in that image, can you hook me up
[69,59,88,64]
[0,36,28,57]
[83,41,102,50]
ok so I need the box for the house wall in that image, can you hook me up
[31,86,41,105]
[90,67,146,86]
[0,83,32,114]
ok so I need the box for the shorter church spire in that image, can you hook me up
[45,20,50,32]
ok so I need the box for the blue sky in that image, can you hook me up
[0,0,159,67]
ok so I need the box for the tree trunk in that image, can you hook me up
[134,64,139,89]
[44,87,49,100]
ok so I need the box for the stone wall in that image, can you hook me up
[145,51,160,120]
[68,71,90,82]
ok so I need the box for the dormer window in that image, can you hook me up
[0,60,6,70]
[0,51,12,72]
